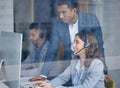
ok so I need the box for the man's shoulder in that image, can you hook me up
[54,18,66,26]
[78,11,98,22]
[78,11,100,27]
[40,41,49,52]
[78,11,96,18]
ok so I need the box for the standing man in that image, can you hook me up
[29,0,108,81]
[21,23,49,77]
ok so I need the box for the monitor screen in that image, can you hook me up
[0,31,22,88]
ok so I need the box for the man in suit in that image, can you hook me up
[29,0,108,82]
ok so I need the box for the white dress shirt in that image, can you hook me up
[69,20,78,50]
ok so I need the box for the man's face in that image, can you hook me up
[29,29,41,46]
[57,4,76,24]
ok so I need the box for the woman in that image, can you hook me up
[34,30,105,88]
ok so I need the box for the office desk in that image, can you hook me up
[20,77,43,88]
[0,82,9,88]
[20,77,35,88]
[0,77,43,88]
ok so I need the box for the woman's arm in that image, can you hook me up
[52,59,104,88]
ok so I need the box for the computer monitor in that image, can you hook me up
[0,31,22,88]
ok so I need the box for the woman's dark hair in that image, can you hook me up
[75,30,102,71]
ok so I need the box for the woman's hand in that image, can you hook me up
[34,81,54,88]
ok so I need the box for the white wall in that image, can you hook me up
[14,0,34,51]
[103,1,120,87]
[103,0,120,57]
[89,0,120,87]
[0,0,13,32]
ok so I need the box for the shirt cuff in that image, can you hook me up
[40,75,47,79]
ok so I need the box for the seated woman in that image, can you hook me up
[34,30,105,88]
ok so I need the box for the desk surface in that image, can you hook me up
[0,82,9,88]
[21,77,42,88]
[0,77,42,88]
[20,77,33,88]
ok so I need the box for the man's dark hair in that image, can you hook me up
[29,22,46,32]
[55,0,78,9]
[29,22,49,39]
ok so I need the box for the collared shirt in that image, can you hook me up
[21,41,49,76]
[22,40,49,64]
[69,20,78,50]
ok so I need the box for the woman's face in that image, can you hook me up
[72,35,85,55]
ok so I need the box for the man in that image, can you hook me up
[21,22,49,77]
[29,0,108,82]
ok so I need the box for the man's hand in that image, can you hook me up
[34,81,54,88]
[29,76,46,82]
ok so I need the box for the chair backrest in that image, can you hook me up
[105,80,116,88]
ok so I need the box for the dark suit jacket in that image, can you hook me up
[41,12,107,77]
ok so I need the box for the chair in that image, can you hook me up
[105,80,116,88]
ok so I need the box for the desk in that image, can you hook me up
[0,82,9,88]
[20,77,35,88]
[20,77,43,88]
[0,77,42,88]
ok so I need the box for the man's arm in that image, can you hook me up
[40,21,60,77]
[21,53,34,70]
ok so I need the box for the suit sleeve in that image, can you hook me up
[53,60,104,88]
[90,14,104,58]
[49,63,72,86]
[40,20,60,77]
[90,14,108,73]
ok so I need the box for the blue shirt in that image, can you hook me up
[73,60,84,86]
[21,40,49,77]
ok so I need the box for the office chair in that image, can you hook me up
[105,79,116,88]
